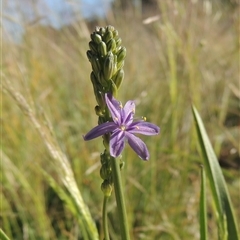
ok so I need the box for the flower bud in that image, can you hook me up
[100,152,106,164]
[114,54,117,64]
[104,30,113,43]
[112,29,118,38]
[98,27,106,36]
[91,57,101,75]
[98,71,108,87]
[86,50,93,61]
[98,41,107,57]
[117,47,127,63]
[120,161,125,170]
[103,53,114,80]
[110,80,118,98]
[95,105,104,116]
[89,41,98,53]
[101,150,111,162]
[91,33,102,44]
[94,90,105,107]
[100,164,111,180]
[115,38,122,47]
[113,69,124,89]
[106,25,115,32]
[101,180,112,197]
[106,39,116,52]
[90,72,100,89]
[117,60,124,70]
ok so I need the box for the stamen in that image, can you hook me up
[120,125,126,131]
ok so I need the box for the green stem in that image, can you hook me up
[0,229,10,240]
[111,157,131,240]
[102,196,110,240]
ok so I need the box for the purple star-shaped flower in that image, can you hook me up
[84,93,160,160]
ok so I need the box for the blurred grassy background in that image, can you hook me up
[2,0,239,239]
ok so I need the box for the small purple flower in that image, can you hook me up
[84,93,160,160]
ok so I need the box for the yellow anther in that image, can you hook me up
[120,125,126,131]
[143,116,147,121]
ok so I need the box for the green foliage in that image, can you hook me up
[200,167,208,240]
[2,1,239,239]
[193,106,239,240]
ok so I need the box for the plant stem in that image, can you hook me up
[102,196,110,240]
[111,157,131,240]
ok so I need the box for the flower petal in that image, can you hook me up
[122,100,135,125]
[110,129,125,157]
[84,122,117,140]
[105,93,122,125]
[125,132,150,160]
[128,121,160,136]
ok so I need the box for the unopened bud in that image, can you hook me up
[100,150,110,164]
[91,72,102,90]
[112,29,118,38]
[98,71,108,87]
[91,33,102,44]
[98,41,107,57]
[103,53,114,80]
[104,30,113,43]
[91,57,101,75]
[117,60,124,70]
[100,164,111,180]
[117,47,127,63]
[120,161,125,170]
[95,105,104,117]
[113,69,124,89]
[95,90,105,107]
[98,27,106,36]
[89,41,98,53]
[106,39,116,52]
[110,80,118,98]
[106,25,115,32]
[101,180,113,197]
[115,38,122,47]
[86,50,93,61]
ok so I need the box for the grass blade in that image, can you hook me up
[2,78,99,240]
[199,166,208,240]
[192,105,239,240]
[0,229,11,240]
[41,170,89,239]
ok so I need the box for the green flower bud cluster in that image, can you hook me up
[87,25,126,110]
[100,150,113,197]
[86,26,126,196]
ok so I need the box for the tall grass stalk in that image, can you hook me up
[2,78,99,239]
[159,2,178,149]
